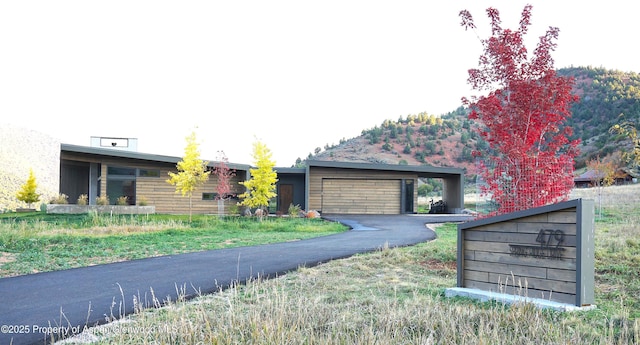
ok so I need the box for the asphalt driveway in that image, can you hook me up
[0,214,472,345]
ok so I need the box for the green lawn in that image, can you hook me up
[0,213,347,277]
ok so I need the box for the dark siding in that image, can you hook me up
[60,160,89,203]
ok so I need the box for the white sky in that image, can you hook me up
[1,1,638,166]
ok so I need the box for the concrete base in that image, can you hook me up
[445,287,597,312]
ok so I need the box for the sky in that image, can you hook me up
[1,1,638,166]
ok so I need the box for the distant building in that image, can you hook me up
[574,168,638,188]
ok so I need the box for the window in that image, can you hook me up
[107,179,136,205]
[203,193,239,201]
[100,137,129,148]
[138,169,160,177]
[202,193,217,200]
[107,166,136,205]
[107,166,136,176]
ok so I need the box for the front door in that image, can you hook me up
[278,184,294,214]
[404,179,414,213]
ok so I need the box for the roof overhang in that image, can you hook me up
[274,167,307,174]
[61,144,252,171]
[305,160,464,179]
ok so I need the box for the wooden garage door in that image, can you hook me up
[322,179,401,214]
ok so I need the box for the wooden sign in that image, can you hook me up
[455,199,595,306]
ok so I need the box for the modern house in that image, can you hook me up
[59,143,465,215]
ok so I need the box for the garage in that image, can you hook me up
[305,161,464,215]
[321,178,401,214]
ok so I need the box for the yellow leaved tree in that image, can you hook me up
[610,118,640,167]
[16,168,40,209]
[587,155,616,219]
[239,139,278,220]
[167,131,210,221]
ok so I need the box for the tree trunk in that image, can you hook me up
[217,199,225,217]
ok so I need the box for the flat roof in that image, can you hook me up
[60,144,465,178]
[306,160,464,179]
[274,167,307,174]
[61,144,252,171]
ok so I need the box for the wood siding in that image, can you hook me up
[460,209,581,305]
[309,167,417,214]
[322,179,401,214]
[62,152,247,215]
[136,167,245,214]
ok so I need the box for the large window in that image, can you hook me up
[104,166,161,205]
[107,166,136,205]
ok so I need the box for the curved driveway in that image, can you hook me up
[0,214,471,345]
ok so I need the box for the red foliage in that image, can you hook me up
[460,5,580,215]
[214,151,236,200]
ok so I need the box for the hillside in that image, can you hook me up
[0,124,60,211]
[309,112,476,172]
[303,67,640,177]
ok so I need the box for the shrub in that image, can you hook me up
[96,195,109,206]
[288,204,302,217]
[50,193,69,204]
[137,195,148,206]
[116,196,129,206]
[77,194,88,206]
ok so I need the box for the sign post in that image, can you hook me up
[446,199,595,311]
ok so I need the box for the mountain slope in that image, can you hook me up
[305,67,640,175]
[0,125,60,211]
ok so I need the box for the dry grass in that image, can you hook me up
[571,183,640,213]
[2,213,187,237]
[572,184,640,258]
[62,240,628,341]
[58,185,640,344]
[62,243,638,345]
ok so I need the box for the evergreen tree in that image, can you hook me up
[16,168,40,209]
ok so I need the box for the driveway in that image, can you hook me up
[0,214,472,345]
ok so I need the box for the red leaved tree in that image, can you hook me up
[213,151,236,215]
[460,5,580,215]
